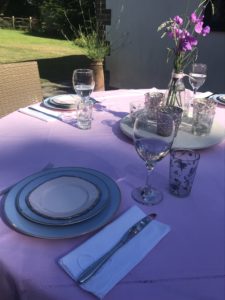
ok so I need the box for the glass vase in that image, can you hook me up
[165,72,188,116]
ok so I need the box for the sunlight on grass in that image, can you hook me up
[0,29,86,63]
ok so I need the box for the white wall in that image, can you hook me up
[106,0,225,93]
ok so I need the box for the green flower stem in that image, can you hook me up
[166,72,184,107]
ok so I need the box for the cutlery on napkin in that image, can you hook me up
[58,205,170,299]
[77,212,157,284]
[19,104,61,122]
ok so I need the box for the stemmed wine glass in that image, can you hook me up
[72,69,95,102]
[189,63,207,95]
[132,112,176,205]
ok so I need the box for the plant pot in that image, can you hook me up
[90,60,105,91]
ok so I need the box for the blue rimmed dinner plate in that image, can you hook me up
[210,94,225,106]
[16,171,110,226]
[42,94,79,111]
[4,167,121,239]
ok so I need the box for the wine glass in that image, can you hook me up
[72,69,95,102]
[132,112,176,205]
[189,63,207,95]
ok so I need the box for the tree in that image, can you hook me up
[39,0,94,37]
[0,0,95,38]
[0,0,10,15]
[0,0,38,17]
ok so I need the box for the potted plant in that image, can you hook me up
[65,0,109,91]
[74,27,110,91]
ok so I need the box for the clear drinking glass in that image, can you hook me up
[72,69,95,102]
[77,100,93,130]
[129,100,145,124]
[132,112,176,205]
[192,98,216,136]
[144,92,164,119]
[189,63,207,95]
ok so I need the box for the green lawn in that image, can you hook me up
[0,29,85,63]
[0,29,92,95]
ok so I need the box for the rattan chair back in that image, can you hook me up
[0,61,43,118]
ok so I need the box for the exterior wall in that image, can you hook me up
[105,0,225,93]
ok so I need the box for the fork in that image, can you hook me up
[0,162,54,196]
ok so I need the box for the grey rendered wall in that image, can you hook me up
[106,0,225,93]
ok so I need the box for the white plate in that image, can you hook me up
[48,99,74,108]
[120,114,225,149]
[43,94,79,111]
[27,176,99,219]
[50,94,79,106]
[50,95,80,105]
[17,172,109,226]
[4,167,121,239]
[210,94,225,106]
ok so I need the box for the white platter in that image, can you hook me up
[120,114,225,149]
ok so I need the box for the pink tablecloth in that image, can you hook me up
[0,89,224,300]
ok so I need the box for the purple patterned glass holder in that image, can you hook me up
[169,149,200,197]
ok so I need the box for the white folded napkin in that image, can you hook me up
[58,205,170,299]
[19,104,61,122]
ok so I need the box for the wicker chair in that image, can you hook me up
[0,61,43,118]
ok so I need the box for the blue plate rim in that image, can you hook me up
[210,94,225,105]
[3,167,121,239]
[42,98,76,111]
[17,171,110,226]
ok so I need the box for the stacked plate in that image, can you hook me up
[210,94,225,106]
[4,167,121,239]
[43,94,81,111]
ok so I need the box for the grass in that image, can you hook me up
[0,29,92,96]
[0,29,85,63]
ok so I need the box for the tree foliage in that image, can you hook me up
[0,0,39,17]
[40,0,94,37]
[0,0,95,38]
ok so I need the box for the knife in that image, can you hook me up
[28,106,60,120]
[77,213,157,284]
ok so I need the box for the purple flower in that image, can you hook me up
[179,35,198,52]
[182,29,190,38]
[195,21,203,34]
[173,15,183,26]
[190,12,204,24]
[188,36,198,46]
[167,27,183,38]
[180,40,192,51]
[167,31,173,38]
[190,12,198,23]
[195,21,210,36]
[201,25,210,36]
[176,29,190,41]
